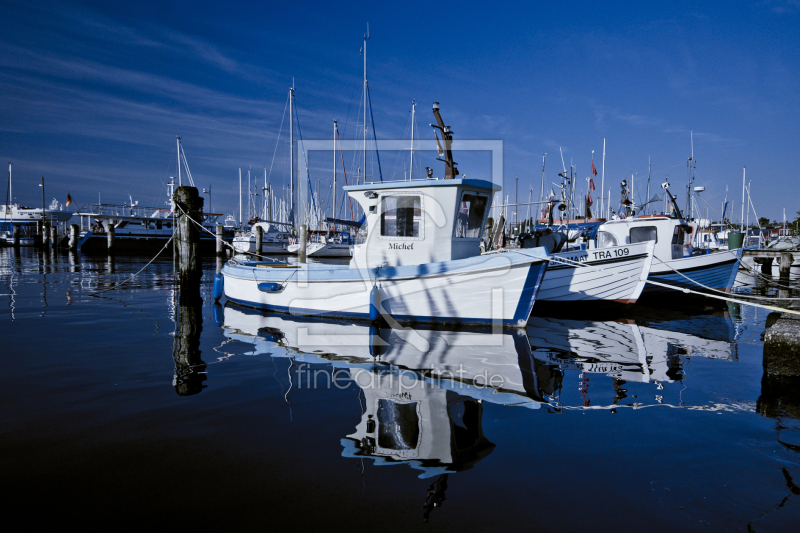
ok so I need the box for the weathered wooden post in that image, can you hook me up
[255,224,263,258]
[215,223,224,256]
[761,257,773,275]
[50,225,57,250]
[174,186,203,287]
[106,223,115,253]
[68,224,79,251]
[42,221,50,248]
[299,224,307,263]
[779,252,793,281]
[12,226,20,247]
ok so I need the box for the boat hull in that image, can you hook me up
[537,241,655,303]
[221,251,548,327]
[232,236,293,255]
[288,241,352,257]
[644,248,742,293]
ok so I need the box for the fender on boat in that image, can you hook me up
[212,273,224,301]
[369,285,381,321]
[258,282,283,293]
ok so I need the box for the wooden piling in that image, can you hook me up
[106,224,115,254]
[174,186,204,287]
[50,226,57,249]
[255,225,263,258]
[299,224,307,263]
[68,224,79,251]
[42,222,50,248]
[779,252,793,281]
[12,226,19,247]
[216,223,224,256]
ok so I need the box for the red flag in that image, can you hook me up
[589,177,596,191]
[586,191,593,206]
[591,160,597,176]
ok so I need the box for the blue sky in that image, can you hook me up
[1,0,798,222]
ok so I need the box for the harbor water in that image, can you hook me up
[1,246,799,531]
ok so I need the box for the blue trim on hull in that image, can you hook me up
[644,259,740,293]
[225,296,523,327]
[513,262,547,322]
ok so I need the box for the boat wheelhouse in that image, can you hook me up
[595,213,741,293]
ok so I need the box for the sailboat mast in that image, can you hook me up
[176,136,182,187]
[409,100,415,181]
[290,86,295,231]
[741,167,745,232]
[363,31,368,184]
[238,168,242,227]
[333,119,337,226]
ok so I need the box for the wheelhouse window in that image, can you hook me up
[596,231,618,248]
[380,195,422,238]
[672,225,693,245]
[630,226,657,244]
[454,192,488,239]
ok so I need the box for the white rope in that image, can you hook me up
[645,279,800,316]
[651,254,799,301]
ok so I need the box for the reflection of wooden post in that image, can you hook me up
[12,226,19,247]
[173,290,206,396]
[299,224,307,263]
[216,223,224,256]
[68,224,79,251]
[50,225,57,249]
[255,225,263,258]
[174,186,203,287]
[106,224,115,253]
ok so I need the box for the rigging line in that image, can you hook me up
[266,93,290,185]
[88,235,174,295]
[336,126,355,220]
[292,100,319,217]
[651,161,686,175]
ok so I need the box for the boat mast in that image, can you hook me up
[333,119,337,229]
[539,153,546,206]
[238,168,242,228]
[740,167,745,232]
[363,28,368,184]
[601,137,605,219]
[409,100,415,181]
[177,136,182,187]
[290,85,295,231]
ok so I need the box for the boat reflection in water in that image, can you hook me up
[219,303,738,464]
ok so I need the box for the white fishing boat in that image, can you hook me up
[218,102,549,327]
[594,182,742,293]
[531,240,655,304]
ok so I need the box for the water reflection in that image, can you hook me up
[220,302,741,418]
[172,288,206,396]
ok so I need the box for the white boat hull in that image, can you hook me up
[287,241,352,257]
[537,241,655,303]
[221,250,548,327]
[232,236,293,255]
